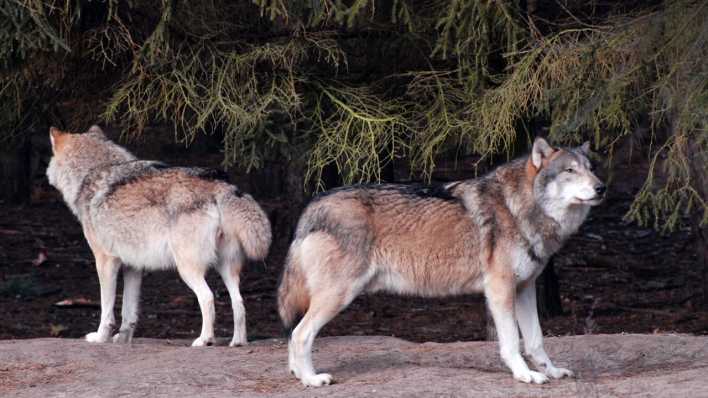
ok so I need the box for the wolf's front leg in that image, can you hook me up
[515,281,573,379]
[113,267,142,343]
[87,255,121,343]
[485,275,548,384]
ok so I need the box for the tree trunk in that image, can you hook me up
[484,303,497,341]
[282,155,307,229]
[0,134,32,204]
[689,144,708,309]
[699,225,708,309]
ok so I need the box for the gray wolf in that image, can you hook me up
[46,125,271,347]
[278,138,605,386]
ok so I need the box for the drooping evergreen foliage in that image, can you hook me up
[1,0,706,230]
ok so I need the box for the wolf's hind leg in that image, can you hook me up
[290,294,349,387]
[171,214,219,347]
[86,254,121,343]
[287,231,371,386]
[515,281,573,379]
[113,267,142,343]
[485,274,548,384]
[176,264,216,347]
[217,260,246,347]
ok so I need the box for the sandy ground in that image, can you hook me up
[1,334,706,397]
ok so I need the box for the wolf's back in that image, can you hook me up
[216,187,272,261]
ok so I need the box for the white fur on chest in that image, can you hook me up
[544,203,590,239]
[511,247,543,283]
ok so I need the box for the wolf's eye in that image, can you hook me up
[565,168,575,173]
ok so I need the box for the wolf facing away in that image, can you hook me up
[46,126,271,347]
[278,138,605,386]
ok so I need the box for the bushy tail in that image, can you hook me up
[278,245,310,331]
[217,188,272,261]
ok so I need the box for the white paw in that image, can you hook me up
[301,373,333,387]
[85,332,110,343]
[545,366,574,379]
[112,330,133,344]
[514,370,549,384]
[228,337,247,347]
[289,364,301,379]
[191,336,215,347]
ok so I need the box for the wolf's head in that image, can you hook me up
[530,137,606,217]
[46,125,135,215]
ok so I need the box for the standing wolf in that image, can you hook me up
[47,126,271,347]
[279,138,605,386]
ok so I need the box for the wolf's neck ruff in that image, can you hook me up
[48,135,136,218]
[453,156,590,266]
[73,160,166,220]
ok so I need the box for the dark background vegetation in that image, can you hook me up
[0,0,706,342]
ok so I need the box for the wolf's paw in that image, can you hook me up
[112,330,134,344]
[228,337,247,347]
[544,366,574,379]
[191,336,215,347]
[85,332,110,343]
[514,370,549,384]
[289,364,301,379]
[301,373,333,387]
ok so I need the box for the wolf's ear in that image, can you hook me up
[578,141,591,155]
[49,127,65,152]
[86,125,105,137]
[531,137,555,169]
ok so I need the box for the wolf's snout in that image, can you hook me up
[594,184,607,196]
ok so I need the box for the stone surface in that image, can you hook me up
[1,334,707,397]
